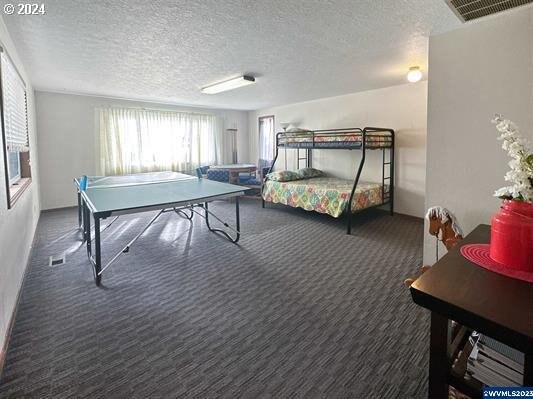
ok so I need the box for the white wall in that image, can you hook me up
[35,91,250,210]
[248,82,428,217]
[425,8,533,263]
[0,18,40,359]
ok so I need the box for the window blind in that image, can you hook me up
[1,51,28,152]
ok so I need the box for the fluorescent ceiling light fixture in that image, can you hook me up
[407,66,422,83]
[201,75,256,94]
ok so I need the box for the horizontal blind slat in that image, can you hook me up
[1,52,28,152]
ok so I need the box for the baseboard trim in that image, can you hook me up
[395,212,424,221]
[41,205,77,213]
[0,291,21,375]
[0,212,40,376]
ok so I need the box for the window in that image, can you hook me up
[7,150,20,184]
[1,48,31,209]
[99,107,224,176]
[258,115,275,162]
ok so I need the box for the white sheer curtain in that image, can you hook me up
[99,108,224,176]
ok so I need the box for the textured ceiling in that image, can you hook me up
[0,0,460,110]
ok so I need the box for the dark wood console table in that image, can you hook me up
[410,224,533,399]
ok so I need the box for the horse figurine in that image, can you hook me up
[426,206,464,252]
[404,206,463,286]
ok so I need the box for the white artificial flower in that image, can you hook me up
[508,142,522,156]
[492,115,533,202]
[494,187,512,198]
[502,141,509,151]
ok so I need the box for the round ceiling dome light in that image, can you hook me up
[407,66,422,83]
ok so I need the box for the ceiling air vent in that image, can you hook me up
[446,0,533,22]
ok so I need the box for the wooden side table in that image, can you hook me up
[410,224,533,399]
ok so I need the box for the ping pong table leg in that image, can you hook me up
[84,205,101,286]
[81,197,86,243]
[93,216,102,286]
[174,207,193,220]
[84,202,91,256]
[235,197,240,241]
[203,197,241,243]
[77,190,82,229]
[85,207,100,286]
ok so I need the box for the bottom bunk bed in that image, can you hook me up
[262,176,389,218]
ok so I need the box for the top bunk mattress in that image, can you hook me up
[262,177,388,217]
[277,130,392,149]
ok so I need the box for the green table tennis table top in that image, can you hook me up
[78,171,245,217]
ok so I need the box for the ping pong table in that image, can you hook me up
[75,171,245,286]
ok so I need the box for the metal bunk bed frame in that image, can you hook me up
[261,127,395,234]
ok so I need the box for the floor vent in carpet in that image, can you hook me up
[49,254,66,267]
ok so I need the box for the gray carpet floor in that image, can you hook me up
[0,199,428,398]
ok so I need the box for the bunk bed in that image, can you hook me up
[261,127,395,234]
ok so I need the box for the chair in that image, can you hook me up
[238,173,254,183]
[196,165,210,179]
[238,159,273,197]
[258,158,273,180]
[241,177,262,186]
[206,169,230,182]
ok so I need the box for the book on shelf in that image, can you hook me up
[466,332,524,387]
[476,347,523,379]
[468,355,522,385]
[467,361,519,387]
[478,335,524,369]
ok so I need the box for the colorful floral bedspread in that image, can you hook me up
[262,177,385,217]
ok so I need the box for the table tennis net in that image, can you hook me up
[85,172,195,189]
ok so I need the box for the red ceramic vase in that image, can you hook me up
[490,200,533,272]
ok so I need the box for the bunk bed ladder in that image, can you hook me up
[389,132,395,215]
[382,149,391,204]
[296,148,310,169]
[381,134,395,216]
